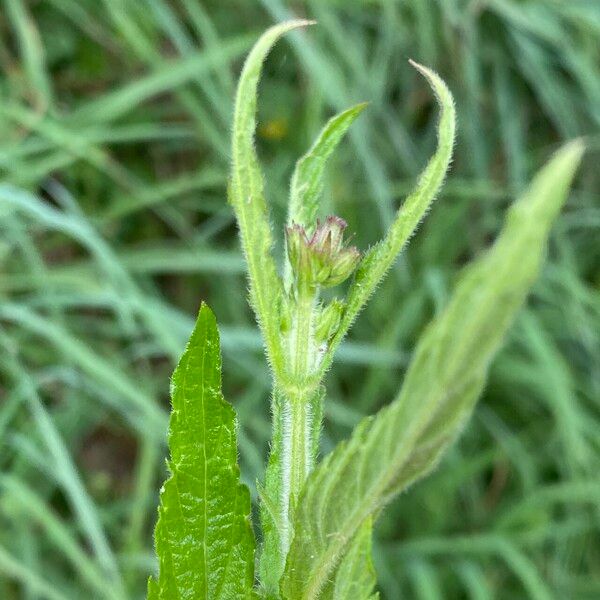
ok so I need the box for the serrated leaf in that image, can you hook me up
[148,303,255,599]
[282,141,584,599]
[318,61,456,377]
[288,102,368,229]
[229,20,314,377]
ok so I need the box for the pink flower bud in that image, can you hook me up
[286,216,360,290]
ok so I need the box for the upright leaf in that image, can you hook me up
[282,141,584,599]
[318,61,456,377]
[229,20,313,377]
[288,102,368,229]
[148,304,255,599]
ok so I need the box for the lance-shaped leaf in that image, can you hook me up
[282,141,584,599]
[229,20,313,377]
[318,61,456,378]
[148,304,255,599]
[288,102,368,229]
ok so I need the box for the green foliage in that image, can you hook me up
[318,59,456,378]
[288,102,367,230]
[228,23,457,598]
[281,141,584,599]
[318,518,378,600]
[229,20,314,379]
[0,3,598,600]
[148,304,255,599]
[151,23,582,600]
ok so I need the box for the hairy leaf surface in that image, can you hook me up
[148,304,255,599]
[289,102,367,229]
[319,61,456,377]
[282,141,584,599]
[319,518,378,600]
[229,20,313,378]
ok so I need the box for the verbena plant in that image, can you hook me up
[148,21,583,599]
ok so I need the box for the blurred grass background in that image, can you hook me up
[0,1,599,598]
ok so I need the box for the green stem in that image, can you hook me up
[287,391,312,512]
[259,283,323,593]
[289,290,316,379]
[279,287,319,552]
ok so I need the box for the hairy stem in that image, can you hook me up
[282,391,312,533]
[289,290,317,379]
[279,288,320,554]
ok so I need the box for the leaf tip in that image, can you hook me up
[408,59,452,96]
[407,58,455,145]
[198,301,215,321]
[408,58,436,79]
[558,137,585,165]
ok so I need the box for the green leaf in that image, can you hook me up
[148,303,255,599]
[318,61,456,378]
[288,102,368,229]
[282,141,584,599]
[319,518,378,600]
[229,20,314,379]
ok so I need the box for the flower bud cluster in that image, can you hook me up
[286,216,360,291]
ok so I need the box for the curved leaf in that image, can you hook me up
[319,61,456,377]
[229,20,314,377]
[282,141,584,599]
